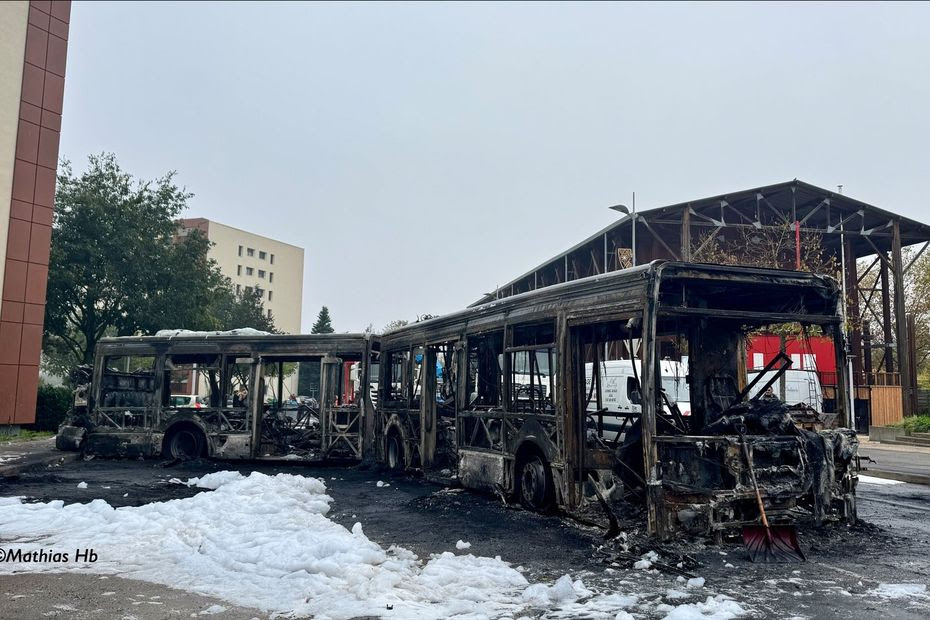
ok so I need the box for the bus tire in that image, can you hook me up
[165,426,205,460]
[386,431,405,471]
[516,449,554,512]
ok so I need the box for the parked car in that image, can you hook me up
[169,394,206,408]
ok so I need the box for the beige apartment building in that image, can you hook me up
[178,218,304,335]
[1,1,71,426]
[177,218,304,400]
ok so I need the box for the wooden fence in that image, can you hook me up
[870,385,904,426]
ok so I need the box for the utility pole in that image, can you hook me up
[632,191,636,266]
[839,216,857,428]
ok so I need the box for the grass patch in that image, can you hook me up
[890,415,930,434]
[0,429,55,443]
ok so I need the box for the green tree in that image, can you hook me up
[207,287,276,334]
[859,246,930,387]
[304,307,335,393]
[906,249,930,385]
[44,153,274,373]
[311,306,335,334]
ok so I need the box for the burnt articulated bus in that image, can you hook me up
[57,332,379,462]
[54,261,858,539]
[373,261,858,538]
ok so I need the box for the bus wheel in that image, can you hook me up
[166,427,204,460]
[517,451,554,512]
[386,432,405,471]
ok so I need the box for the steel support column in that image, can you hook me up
[681,206,691,262]
[845,236,863,376]
[892,220,912,415]
[879,253,894,372]
[907,313,919,415]
[834,326,852,428]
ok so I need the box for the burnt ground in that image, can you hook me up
[2,458,930,619]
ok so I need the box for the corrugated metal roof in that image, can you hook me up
[471,179,930,306]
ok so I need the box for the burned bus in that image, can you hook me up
[56,331,379,462]
[374,261,858,538]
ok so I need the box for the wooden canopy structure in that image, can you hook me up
[472,180,930,421]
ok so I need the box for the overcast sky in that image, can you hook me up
[59,1,930,333]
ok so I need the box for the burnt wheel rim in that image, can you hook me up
[521,456,546,508]
[388,436,401,469]
[171,430,198,459]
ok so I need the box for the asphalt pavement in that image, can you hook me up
[0,436,77,478]
[858,436,930,484]
[1,573,263,619]
[1,455,929,619]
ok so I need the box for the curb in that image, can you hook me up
[0,450,79,479]
[859,469,930,486]
[868,439,930,449]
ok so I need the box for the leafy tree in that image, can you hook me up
[130,225,227,335]
[690,223,836,338]
[905,249,930,385]
[690,222,930,385]
[311,306,335,334]
[43,153,274,373]
[859,246,930,386]
[32,384,73,431]
[45,153,187,365]
[692,222,835,274]
[207,287,276,334]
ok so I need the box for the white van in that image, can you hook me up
[584,359,690,440]
[746,368,823,410]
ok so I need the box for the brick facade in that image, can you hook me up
[1,1,70,425]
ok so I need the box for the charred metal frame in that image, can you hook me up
[379,261,858,538]
[65,333,378,461]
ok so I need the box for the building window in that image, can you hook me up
[259,251,266,260]
[267,309,272,318]
[247,248,255,257]
[238,245,243,257]
[269,272,273,283]
[258,270,266,279]
[256,287,264,298]
[236,284,241,294]
[245,286,253,294]
[270,254,274,265]
[246,267,254,276]
[268,291,273,301]
[237,265,242,276]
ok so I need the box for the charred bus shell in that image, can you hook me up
[374,261,857,538]
[57,332,379,463]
